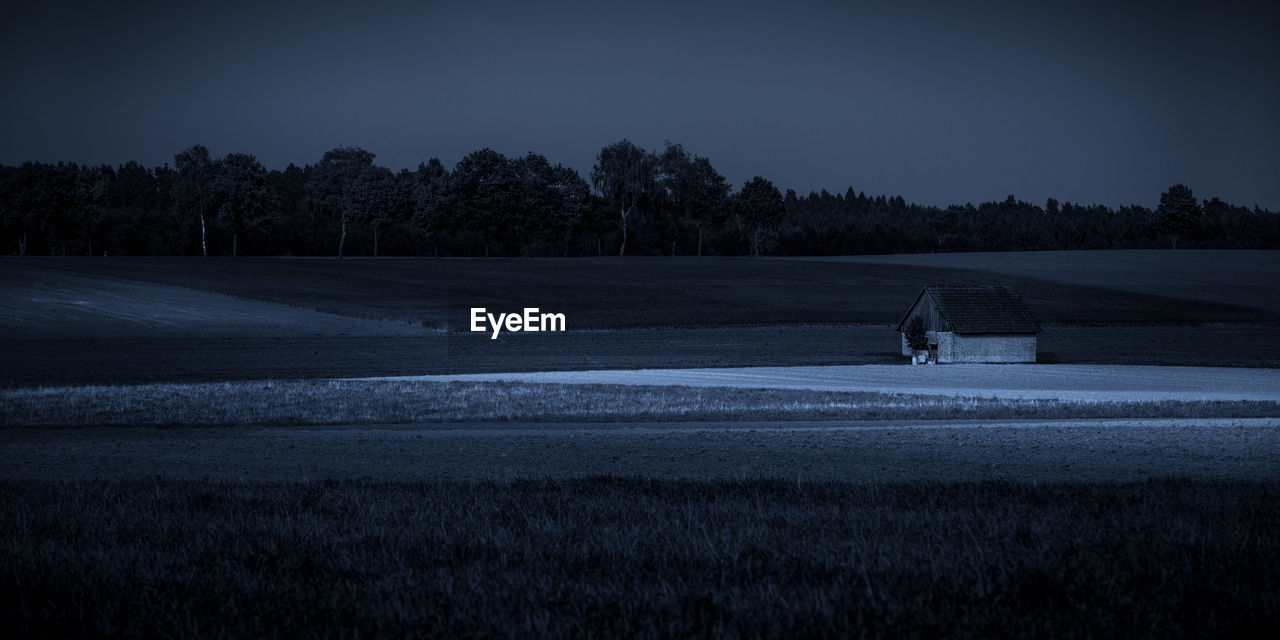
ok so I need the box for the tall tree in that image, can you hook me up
[578,193,615,256]
[736,176,786,256]
[172,145,214,256]
[685,156,730,256]
[511,152,557,256]
[506,153,590,256]
[652,144,730,256]
[546,164,593,257]
[654,143,692,254]
[111,161,162,212]
[410,158,449,256]
[263,164,307,254]
[5,163,41,256]
[449,148,516,256]
[1154,183,1201,249]
[590,139,655,256]
[308,147,377,258]
[212,153,274,257]
[358,166,410,257]
[15,162,79,256]
[74,164,109,255]
[150,164,181,254]
[0,165,23,255]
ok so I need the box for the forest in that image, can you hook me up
[1,141,1276,258]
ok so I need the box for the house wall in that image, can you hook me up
[900,293,946,356]
[939,333,1036,363]
[937,331,955,360]
[902,292,946,333]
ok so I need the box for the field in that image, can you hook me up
[5,416,1279,483]
[3,250,1279,636]
[400,363,1280,401]
[4,478,1277,638]
[3,250,1279,385]
[810,250,1280,315]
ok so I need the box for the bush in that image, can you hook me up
[905,316,929,351]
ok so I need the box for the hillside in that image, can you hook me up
[3,251,1277,385]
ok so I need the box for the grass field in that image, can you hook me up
[3,478,1277,638]
[401,363,1280,402]
[2,251,1280,385]
[6,324,1280,387]
[810,250,1280,316]
[5,379,1279,427]
[4,251,1279,636]
[6,418,1278,483]
[7,251,1279,330]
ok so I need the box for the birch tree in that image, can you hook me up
[308,147,376,259]
[590,139,655,256]
[173,145,213,257]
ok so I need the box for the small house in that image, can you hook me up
[897,285,1040,363]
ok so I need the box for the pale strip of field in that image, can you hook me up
[0,262,425,338]
[3,418,1276,483]
[366,364,1280,402]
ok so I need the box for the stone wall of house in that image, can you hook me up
[940,333,1037,363]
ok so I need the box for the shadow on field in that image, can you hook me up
[2,477,1276,638]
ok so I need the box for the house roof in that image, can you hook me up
[897,285,1040,334]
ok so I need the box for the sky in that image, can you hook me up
[1,0,1277,209]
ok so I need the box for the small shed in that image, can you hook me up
[897,285,1040,363]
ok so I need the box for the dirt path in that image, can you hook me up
[363,364,1280,402]
[4,418,1277,483]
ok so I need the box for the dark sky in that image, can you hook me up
[2,0,1277,208]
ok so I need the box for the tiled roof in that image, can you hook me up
[900,285,1041,334]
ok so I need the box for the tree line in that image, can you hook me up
[0,141,1275,257]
